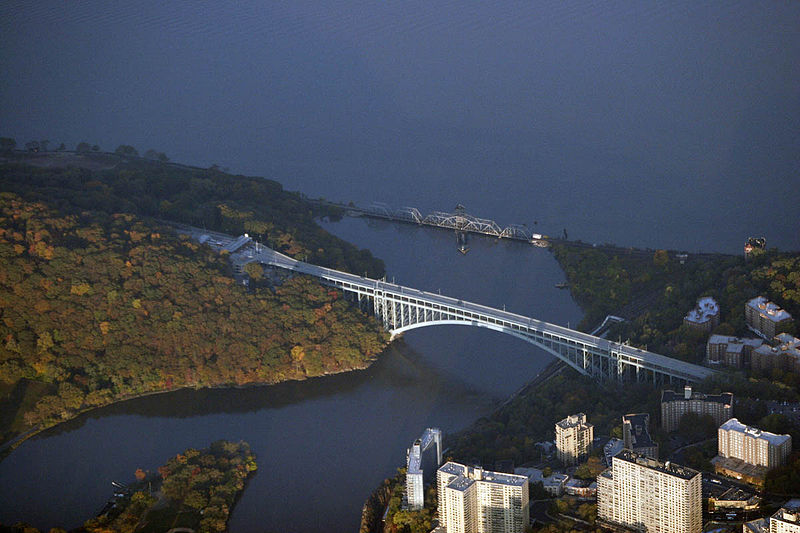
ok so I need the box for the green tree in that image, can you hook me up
[244,261,263,280]
[573,456,605,479]
[115,145,139,157]
[128,490,156,513]
[184,489,208,509]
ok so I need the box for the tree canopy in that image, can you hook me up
[0,156,384,278]
[0,194,388,441]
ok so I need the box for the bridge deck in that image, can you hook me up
[246,246,715,383]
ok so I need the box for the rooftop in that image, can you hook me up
[755,340,800,359]
[614,450,699,481]
[776,333,800,346]
[708,335,763,348]
[448,476,475,492]
[661,389,733,406]
[556,413,591,430]
[546,473,569,486]
[685,296,720,324]
[419,427,441,450]
[772,499,800,524]
[439,462,527,488]
[711,456,768,479]
[407,427,442,475]
[719,418,791,446]
[748,296,792,322]
[604,438,625,465]
[744,518,768,533]
[623,413,656,449]
[565,478,593,488]
[408,448,421,475]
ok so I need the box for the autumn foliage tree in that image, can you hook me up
[0,194,389,437]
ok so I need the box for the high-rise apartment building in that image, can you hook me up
[405,427,443,510]
[717,418,792,469]
[684,296,720,333]
[555,413,593,466]
[713,418,792,484]
[752,334,800,374]
[661,386,733,432]
[746,296,793,339]
[771,500,800,533]
[435,462,529,533]
[707,334,764,368]
[597,450,702,533]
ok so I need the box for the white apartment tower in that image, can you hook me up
[436,462,529,533]
[555,413,593,466]
[405,427,443,510]
[597,450,702,533]
[717,418,791,469]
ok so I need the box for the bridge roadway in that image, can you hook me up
[241,245,716,385]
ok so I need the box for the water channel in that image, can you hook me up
[0,217,582,532]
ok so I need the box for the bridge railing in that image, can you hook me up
[246,245,715,383]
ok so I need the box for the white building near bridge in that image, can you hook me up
[435,462,529,533]
[405,427,443,510]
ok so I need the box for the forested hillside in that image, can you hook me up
[85,441,257,533]
[0,154,384,278]
[552,244,799,365]
[0,193,388,443]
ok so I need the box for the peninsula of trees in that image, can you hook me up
[0,151,390,447]
[1,440,256,533]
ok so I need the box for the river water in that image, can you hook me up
[1,1,798,530]
[0,218,582,532]
[1,1,798,252]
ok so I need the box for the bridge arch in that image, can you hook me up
[390,319,591,376]
[227,242,715,385]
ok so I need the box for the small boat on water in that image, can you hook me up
[555,282,569,289]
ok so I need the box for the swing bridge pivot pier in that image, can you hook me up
[241,245,715,387]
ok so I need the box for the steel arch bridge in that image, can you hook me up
[241,246,715,386]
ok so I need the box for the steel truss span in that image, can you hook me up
[245,246,715,386]
[359,202,542,242]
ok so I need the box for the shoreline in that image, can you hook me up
[0,351,383,461]
[358,357,568,533]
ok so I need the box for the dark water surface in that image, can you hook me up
[0,219,582,531]
[1,1,798,251]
